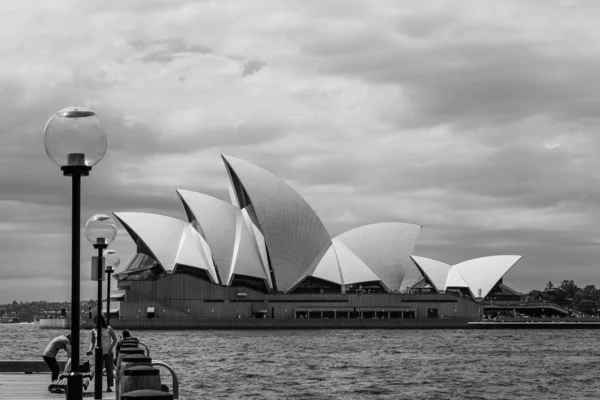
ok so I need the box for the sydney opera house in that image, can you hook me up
[106,155,522,328]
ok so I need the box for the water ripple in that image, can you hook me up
[1,325,600,399]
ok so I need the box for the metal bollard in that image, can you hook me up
[116,349,146,381]
[120,366,161,397]
[116,354,152,399]
[121,389,173,399]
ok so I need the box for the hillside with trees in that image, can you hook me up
[0,300,97,322]
[528,280,599,315]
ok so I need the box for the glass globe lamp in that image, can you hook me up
[85,214,117,246]
[104,249,120,271]
[43,106,107,167]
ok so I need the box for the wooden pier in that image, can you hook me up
[0,361,115,400]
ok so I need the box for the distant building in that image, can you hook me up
[107,155,521,324]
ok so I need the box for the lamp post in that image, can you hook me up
[104,249,120,326]
[85,214,117,399]
[43,106,107,400]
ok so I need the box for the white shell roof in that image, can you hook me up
[176,224,214,274]
[177,190,237,282]
[113,212,219,282]
[336,222,421,291]
[176,190,269,287]
[229,212,270,286]
[411,256,451,292]
[445,268,469,289]
[241,208,273,288]
[291,236,402,290]
[311,244,343,285]
[222,154,332,292]
[333,239,384,287]
[453,255,522,298]
[113,156,526,297]
[412,254,522,298]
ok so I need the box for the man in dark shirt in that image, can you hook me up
[42,334,71,382]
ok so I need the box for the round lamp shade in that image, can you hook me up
[43,106,107,167]
[85,214,117,245]
[104,249,120,269]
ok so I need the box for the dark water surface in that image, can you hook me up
[1,324,599,399]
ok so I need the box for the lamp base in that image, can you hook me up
[66,372,83,400]
[62,165,92,177]
[94,347,103,399]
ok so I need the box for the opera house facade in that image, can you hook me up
[107,155,522,328]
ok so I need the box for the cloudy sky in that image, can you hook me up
[0,0,599,303]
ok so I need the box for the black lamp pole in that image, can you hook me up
[93,242,107,399]
[62,160,91,400]
[105,266,114,326]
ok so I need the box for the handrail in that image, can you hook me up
[138,341,151,357]
[152,360,179,400]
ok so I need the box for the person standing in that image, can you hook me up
[87,315,117,392]
[43,334,72,382]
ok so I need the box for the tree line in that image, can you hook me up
[0,300,98,322]
[528,280,599,314]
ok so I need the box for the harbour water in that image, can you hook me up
[1,323,598,399]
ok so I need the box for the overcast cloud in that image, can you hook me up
[0,0,599,303]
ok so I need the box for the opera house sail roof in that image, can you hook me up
[112,154,520,297]
[113,212,219,283]
[221,155,333,293]
[336,222,421,291]
[410,255,522,298]
[176,189,270,292]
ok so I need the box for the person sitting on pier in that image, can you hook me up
[87,315,117,393]
[114,329,132,361]
[42,334,71,383]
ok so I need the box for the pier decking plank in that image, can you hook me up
[0,374,115,400]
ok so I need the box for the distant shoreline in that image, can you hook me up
[467,321,600,329]
[35,317,600,330]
